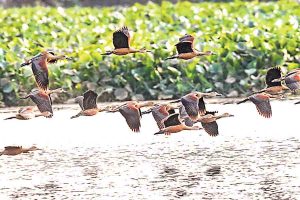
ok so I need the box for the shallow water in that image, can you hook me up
[1,101,300,199]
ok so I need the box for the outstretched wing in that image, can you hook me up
[181,96,199,120]
[83,90,98,110]
[201,121,219,137]
[249,94,272,118]
[113,26,130,49]
[31,60,49,91]
[266,67,282,87]
[175,42,193,54]
[198,97,206,115]
[30,91,53,116]
[119,105,141,132]
[163,113,181,128]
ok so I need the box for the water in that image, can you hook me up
[1,101,300,199]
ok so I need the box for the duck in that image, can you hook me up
[172,91,222,121]
[4,106,42,120]
[71,90,111,119]
[272,68,300,93]
[237,92,280,118]
[20,50,69,91]
[165,34,214,60]
[0,146,41,156]
[179,106,233,136]
[101,26,151,56]
[112,101,154,132]
[197,111,234,137]
[141,103,177,130]
[154,113,202,135]
[255,67,289,95]
[20,89,54,118]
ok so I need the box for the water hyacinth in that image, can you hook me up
[0,1,299,106]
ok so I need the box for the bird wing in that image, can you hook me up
[266,67,282,87]
[4,146,22,150]
[175,41,193,54]
[113,26,130,49]
[75,96,84,110]
[179,106,194,127]
[163,113,181,128]
[285,73,300,91]
[30,91,53,115]
[181,96,199,120]
[152,106,169,130]
[198,97,206,115]
[83,90,98,110]
[179,34,194,43]
[201,121,219,137]
[119,106,141,132]
[249,94,272,118]
[31,60,49,91]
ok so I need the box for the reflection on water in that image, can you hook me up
[0,137,300,199]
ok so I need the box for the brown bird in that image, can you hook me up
[142,104,176,130]
[166,34,214,60]
[154,113,202,135]
[4,106,43,120]
[197,111,234,137]
[237,93,278,118]
[20,50,69,91]
[101,26,151,56]
[71,90,110,119]
[272,68,300,93]
[173,91,222,121]
[20,89,54,118]
[116,101,154,132]
[0,146,41,156]
[255,67,289,95]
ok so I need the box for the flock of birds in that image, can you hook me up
[2,26,300,156]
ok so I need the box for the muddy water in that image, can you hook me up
[0,101,300,199]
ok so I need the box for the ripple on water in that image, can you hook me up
[0,137,300,199]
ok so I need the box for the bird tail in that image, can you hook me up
[237,98,249,104]
[165,55,178,60]
[295,101,300,105]
[101,51,113,56]
[4,116,16,120]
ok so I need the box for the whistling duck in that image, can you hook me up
[101,26,151,56]
[197,111,234,137]
[255,67,289,95]
[114,101,154,132]
[20,50,69,91]
[237,93,279,118]
[142,104,176,130]
[20,89,54,118]
[154,113,202,135]
[165,34,214,60]
[173,91,222,121]
[4,106,43,120]
[0,146,40,156]
[272,68,300,93]
[71,90,110,119]
[179,106,233,136]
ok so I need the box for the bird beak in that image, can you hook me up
[211,52,216,55]
[216,93,223,97]
[229,114,234,117]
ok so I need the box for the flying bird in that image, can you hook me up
[101,26,151,56]
[166,34,214,60]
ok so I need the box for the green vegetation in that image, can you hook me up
[0,1,299,106]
